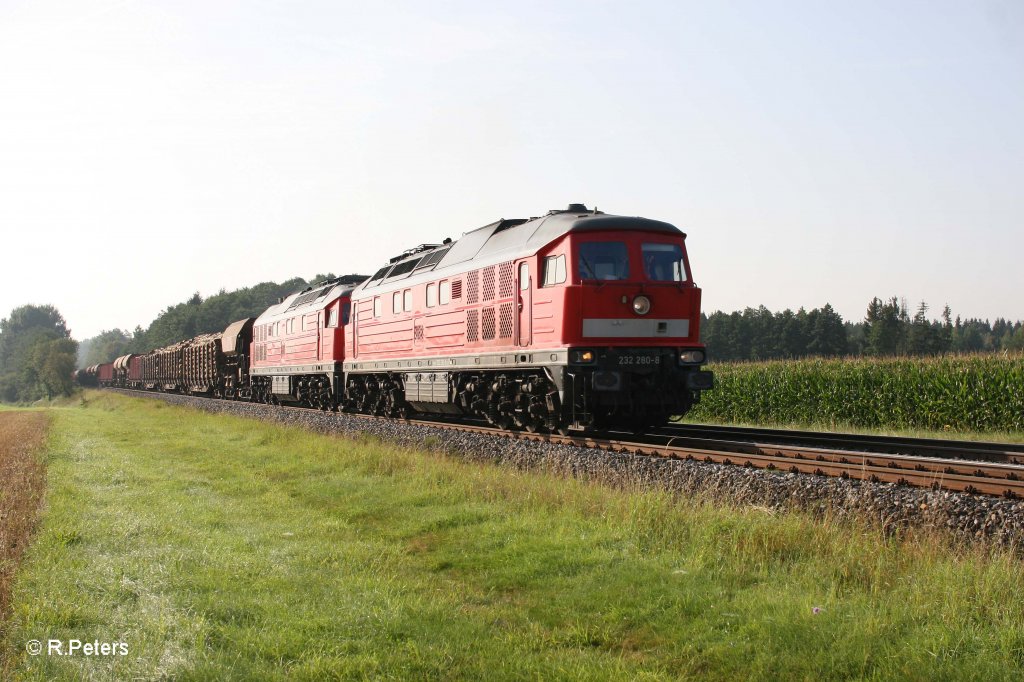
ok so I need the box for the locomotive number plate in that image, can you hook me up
[616,353,662,366]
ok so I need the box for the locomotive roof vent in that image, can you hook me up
[314,274,369,287]
[390,243,442,263]
[492,218,529,234]
[549,203,601,216]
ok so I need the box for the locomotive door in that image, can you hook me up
[517,261,532,346]
[318,310,327,360]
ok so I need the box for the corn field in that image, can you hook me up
[688,353,1024,432]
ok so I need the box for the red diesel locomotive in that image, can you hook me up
[249,275,367,408]
[87,204,712,432]
[340,204,712,431]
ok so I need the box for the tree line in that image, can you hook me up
[77,274,337,369]
[81,287,1024,369]
[0,305,78,402]
[701,297,1024,361]
[5,284,1021,404]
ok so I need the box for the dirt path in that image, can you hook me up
[0,411,49,629]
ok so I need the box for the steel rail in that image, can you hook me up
[649,423,1024,463]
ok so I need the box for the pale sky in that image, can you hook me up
[1,0,1022,339]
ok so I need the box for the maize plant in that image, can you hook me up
[688,353,1024,432]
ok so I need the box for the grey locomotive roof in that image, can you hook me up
[356,206,683,296]
[441,212,681,269]
[254,276,367,326]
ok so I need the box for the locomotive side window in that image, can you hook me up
[578,242,629,280]
[403,289,412,312]
[393,292,402,314]
[642,243,688,282]
[342,302,351,324]
[542,254,566,286]
[426,283,437,308]
[327,307,338,328]
[373,297,381,318]
[440,280,451,305]
[519,262,530,290]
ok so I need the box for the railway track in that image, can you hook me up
[114,389,1024,499]
[392,417,1024,499]
[651,423,1024,464]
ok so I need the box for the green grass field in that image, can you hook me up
[3,392,1024,680]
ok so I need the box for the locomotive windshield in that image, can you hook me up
[578,242,629,280]
[642,243,688,282]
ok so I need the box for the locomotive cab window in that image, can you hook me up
[426,283,437,308]
[578,242,629,281]
[642,243,688,282]
[439,280,451,305]
[342,302,351,325]
[393,292,402,314]
[543,254,567,286]
[327,307,339,328]
[403,289,412,312]
[373,297,381,318]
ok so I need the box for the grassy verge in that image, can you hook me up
[0,412,49,673]
[4,392,1024,679]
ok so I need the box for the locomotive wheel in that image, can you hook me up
[487,412,505,429]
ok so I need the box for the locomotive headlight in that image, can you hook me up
[678,349,706,364]
[570,349,595,364]
[632,295,651,315]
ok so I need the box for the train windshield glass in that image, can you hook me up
[642,243,688,282]
[578,242,629,280]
